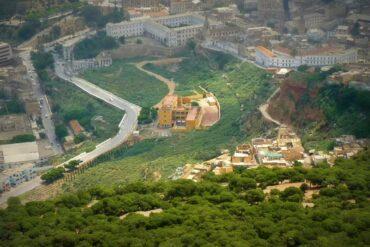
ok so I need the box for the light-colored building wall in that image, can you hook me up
[255,46,358,68]
[106,13,205,47]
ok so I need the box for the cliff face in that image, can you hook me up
[267,80,324,128]
[267,74,370,139]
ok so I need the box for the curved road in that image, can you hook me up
[54,59,141,166]
[0,58,141,206]
[258,87,282,126]
[134,58,181,108]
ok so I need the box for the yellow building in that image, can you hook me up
[185,107,201,130]
[158,93,219,130]
[158,95,178,128]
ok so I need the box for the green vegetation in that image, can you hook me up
[82,59,168,107]
[9,134,35,143]
[30,50,122,143]
[55,124,68,141]
[64,160,82,171]
[74,133,87,144]
[269,68,370,150]
[73,31,119,59]
[2,150,370,245]
[316,84,370,138]
[68,52,274,189]
[0,99,25,115]
[138,107,157,124]
[41,167,65,184]
[42,77,122,142]
[16,19,42,41]
[80,5,126,28]
[31,51,54,71]
[0,134,35,145]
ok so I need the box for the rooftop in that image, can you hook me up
[256,46,275,58]
[162,95,178,108]
[186,107,198,121]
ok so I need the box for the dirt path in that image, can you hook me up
[258,87,282,126]
[134,58,183,108]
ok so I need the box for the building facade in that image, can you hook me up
[106,13,206,47]
[255,46,358,68]
[0,42,13,66]
[68,52,113,73]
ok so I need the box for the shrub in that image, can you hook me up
[41,167,65,183]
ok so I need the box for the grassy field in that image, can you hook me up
[65,52,275,191]
[82,59,168,107]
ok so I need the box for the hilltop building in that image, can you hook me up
[157,92,220,131]
[255,45,358,68]
[106,13,206,47]
[66,52,112,73]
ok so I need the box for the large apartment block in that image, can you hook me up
[255,46,358,68]
[0,42,13,66]
[106,13,205,47]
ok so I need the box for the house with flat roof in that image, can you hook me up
[158,91,220,131]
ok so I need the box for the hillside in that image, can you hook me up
[268,70,370,150]
[1,150,369,246]
[63,51,275,190]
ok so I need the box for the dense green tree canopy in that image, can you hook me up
[1,150,369,246]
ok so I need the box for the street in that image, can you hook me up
[19,50,63,154]
[54,59,141,166]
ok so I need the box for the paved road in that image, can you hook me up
[54,59,141,166]
[0,177,42,207]
[0,58,141,206]
[259,88,282,126]
[19,50,63,154]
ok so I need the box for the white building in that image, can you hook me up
[106,13,206,47]
[68,52,113,73]
[255,46,358,68]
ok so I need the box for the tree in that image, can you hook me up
[41,167,65,183]
[74,133,86,144]
[64,160,82,171]
[73,31,118,59]
[214,52,230,70]
[119,36,126,44]
[280,187,304,202]
[17,19,41,41]
[186,39,196,55]
[10,134,35,143]
[136,38,143,44]
[351,22,360,37]
[31,51,54,71]
[245,189,265,204]
[81,5,102,27]
[55,124,68,141]
[138,107,157,124]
